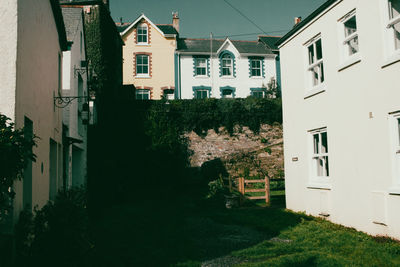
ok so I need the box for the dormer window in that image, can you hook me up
[137,23,148,44]
[221,54,233,76]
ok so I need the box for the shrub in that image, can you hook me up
[0,114,37,223]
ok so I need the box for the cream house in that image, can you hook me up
[0,0,67,227]
[277,0,400,238]
[118,13,179,100]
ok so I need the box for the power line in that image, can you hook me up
[222,0,268,35]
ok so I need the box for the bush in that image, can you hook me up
[15,187,92,267]
[0,114,37,223]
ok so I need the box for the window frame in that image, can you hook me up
[137,23,148,44]
[339,10,360,59]
[389,112,400,193]
[382,0,400,66]
[249,58,262,77]
[193,86,211,99]
[136,54,149,77]
[305,35,325,90]
[308,127,331,188]
[219,51,235,78]
[194,57,208,77]
[136,89,150,100]
[250,88,266,98]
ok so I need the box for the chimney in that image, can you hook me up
[294,17,302,25]
[172,11,179,33]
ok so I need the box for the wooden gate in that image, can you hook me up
[238,177,270,204]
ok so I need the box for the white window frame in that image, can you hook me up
[338,10,361,67]
[221,55,233,77]
[195,89,209,99]
[308,127,331,189]
[136,54,149,77]
[305,35,325,91]
[136,89,150,100]
[195,58,207,77]
[389,112,400,193]
[381,0,400,66]
[250,59,262,77]
[137,23,148,44]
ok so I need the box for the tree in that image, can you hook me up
[0,114,37,222]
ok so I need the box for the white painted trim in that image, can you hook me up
[216,38,240,55]
[120,14,165,38]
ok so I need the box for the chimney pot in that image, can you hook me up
[172,11,179,33]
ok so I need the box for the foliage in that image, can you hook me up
[15,187,91,267]
[0,114,36,223]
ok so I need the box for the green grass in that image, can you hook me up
[89,190,400,266]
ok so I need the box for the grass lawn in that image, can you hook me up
[90,191,400,266]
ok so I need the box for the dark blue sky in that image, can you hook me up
[110,0,327,40]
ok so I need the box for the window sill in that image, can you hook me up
[307,182,331,190]
[195,76,209,79]
[221,76,235,79]
[338,54,361,72]
[250,76,263,79]
[304,85,326,99]
[388,186,400,195]
[135,75,151,79]
[381,52,400,69]
[136,43,150,46]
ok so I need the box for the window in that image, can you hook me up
[250,88,266,98]
[250,58,262,77]
[194,57,207,76]
[163,89,174,100]
[311,129,329,178]
[136,89,150,100]
[390,112,400,187]
[387,0,400,51]
[136,54,149,76]
[221,54,232,76]
[220,86,235,98]
[306,37,324,87]
[342,13,359,56]
[137,23,148,44]
[193,86,211,99]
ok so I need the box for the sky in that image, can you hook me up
[110,0,327,40]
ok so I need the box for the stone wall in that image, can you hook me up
[186,123,284,179]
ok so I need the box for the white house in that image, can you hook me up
[277,0,400,238]
[61,7,88,188]
[0,0,67,228]
[175,37,280,99]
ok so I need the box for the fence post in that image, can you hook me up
[265,176,270,204]
[239,177,244,205]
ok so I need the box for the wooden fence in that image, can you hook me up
[238,176,270,204]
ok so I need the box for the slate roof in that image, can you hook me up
[258,36,281,51]
[61,7,83,42]
[177,38,273,55]
[115,22,178,35]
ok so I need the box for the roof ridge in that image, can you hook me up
[156,24,173,26]
[181,38,225,41]
[258,35,282,38]
[231,40,258,43]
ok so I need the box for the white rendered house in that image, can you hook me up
[61,7,88,189]
[175,37,280,99]
[277,0,400,238]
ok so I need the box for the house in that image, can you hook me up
[175,37,279,99]
[0,0,67,228]
[117,13,179,100]
[276,0,400,238]
[61,7,88,188]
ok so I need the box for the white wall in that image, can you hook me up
[62,10,88,188]
[0,0,18,120]
[178,42,277,99]
[11,0,65,216]
[280,0,400,238]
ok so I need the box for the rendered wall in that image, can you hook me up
[280,0,400,238]
[13,0,64,215]
[179,42,277,99]
[0,0,18,120]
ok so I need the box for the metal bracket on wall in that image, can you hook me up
[54,95,88,108]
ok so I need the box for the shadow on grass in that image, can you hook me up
[87,191,306,266]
